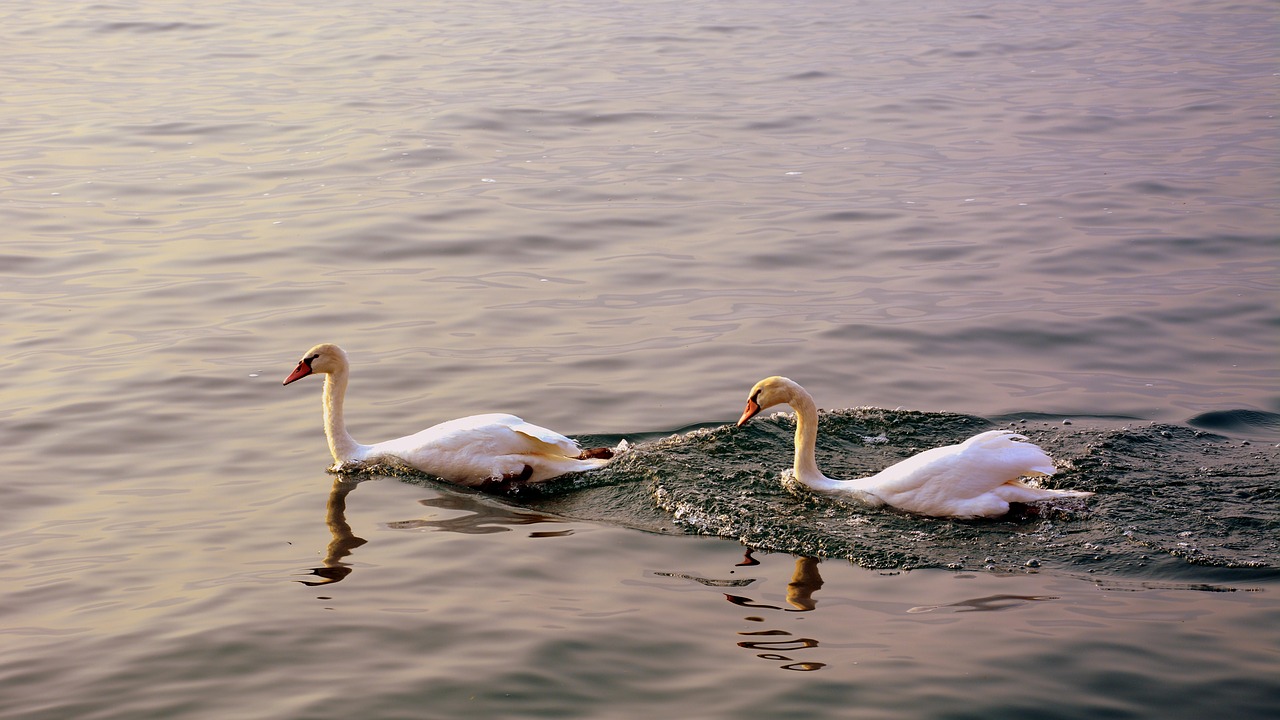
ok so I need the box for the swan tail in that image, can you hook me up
[995,480,1094,503]
[966,430,1057,475]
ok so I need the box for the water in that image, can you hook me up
[2,0,1278,718]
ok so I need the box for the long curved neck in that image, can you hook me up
[788,389,843,491]
[322,367,364,462]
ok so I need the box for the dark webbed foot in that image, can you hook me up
[476,464,535,494]
[578,447,614,460]
[503,464,534,482]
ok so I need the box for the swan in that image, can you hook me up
[283,343,618,488]
[735,376,1093,518]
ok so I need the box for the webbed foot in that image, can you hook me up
[476,464,534,494]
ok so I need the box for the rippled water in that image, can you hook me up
[2,0,1277,718]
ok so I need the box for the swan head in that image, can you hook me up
[737,376,805,426]
[283,343,349,385]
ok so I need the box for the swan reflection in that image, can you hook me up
[724,556,825,612]
[299,478,367,586]
[723,555,827,671]
[785,556,824,611]
[649,550,828,669]
[301,480,573,586]
[387,492,567,535]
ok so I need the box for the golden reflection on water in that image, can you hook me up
[730,557,830,671]
[299,479,366,586]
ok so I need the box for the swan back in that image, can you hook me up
[376,413,580,460]
[853,430,1069,517]
[864,431,1055,494]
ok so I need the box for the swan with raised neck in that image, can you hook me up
[736,376,1093,518]
[283,343,618,487]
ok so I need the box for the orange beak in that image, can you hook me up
[283,360,313,385]
[736,398,761,427]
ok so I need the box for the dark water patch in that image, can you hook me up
[382,146,470,168]
[1188,410,1280,439]
[403,207,489,227]
[1178,102,1235,114]
[739,115,818,132]
[989,412,1142,424]
[571,215,675,230]
[816,210,900,223]
[1024,113,1169,137]
[203,52,263,60]
[781,71,834,81]
[1030,237,1277,293]
[93,21,218,34]
[696,25,759,35]
[117,121,264,143]
[314,223,601,264]
[1124,180,1205,197]
[1124,234,1280,260]
[432,107,681,136]
[616,34,701,45]
[0,254,54,273]
[870,97,964,115]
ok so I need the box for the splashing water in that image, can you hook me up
[346,408,1279,578]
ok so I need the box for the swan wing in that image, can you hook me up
[367,413,603,485]
[375,413,581,459]
[503,417,587,457]
[854,431,1058,515]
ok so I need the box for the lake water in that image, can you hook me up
[2,0,1277,718]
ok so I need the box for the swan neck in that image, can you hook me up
[322,368,363,462]
[790,390,839,490]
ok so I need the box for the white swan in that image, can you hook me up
[283,343,617,487]
[736,376,1093,518]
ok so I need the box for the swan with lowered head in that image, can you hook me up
[736,376,1093,518]
[283,343,618,488]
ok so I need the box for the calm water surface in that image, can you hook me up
[2,0,1277,718]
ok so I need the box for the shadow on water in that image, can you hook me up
[386,493,569,535]
[321,408,1278,579]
